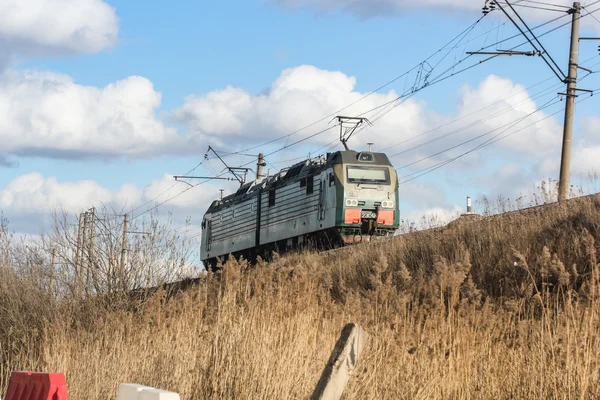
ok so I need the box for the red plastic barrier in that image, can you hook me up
[4,371,68,400]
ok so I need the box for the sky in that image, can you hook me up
[1,0,600,238]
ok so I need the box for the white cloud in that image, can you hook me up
[172,64,427,151]
[0,172,112,214]
[0,69,181,160]
[0,172,231,233]
[399,205,463,232]
[140,174,237,211]
[455,75,562,156]
[0,0,118,57]
[173,66,565,171]
[400,181,446,208]
[0,63,571,168]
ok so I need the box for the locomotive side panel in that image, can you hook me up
[202,197,257,260]
[259,168,337,245]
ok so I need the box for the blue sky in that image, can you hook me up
[1,0,600,235]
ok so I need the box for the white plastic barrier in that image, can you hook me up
[139,388,180,400]
[117,383,180,400]
[117,384,150,400]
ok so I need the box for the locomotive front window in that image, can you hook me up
[346,166,390,185]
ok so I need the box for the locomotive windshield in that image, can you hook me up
[346,166,390,185]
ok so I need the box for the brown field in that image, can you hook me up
[2,195,600,399]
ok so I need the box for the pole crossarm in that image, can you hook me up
[494,0,567,81]
[467,50,540,56]
[476,1,585,202]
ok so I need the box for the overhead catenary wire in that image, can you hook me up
[398,92,596,185]
[125,16,496,221]
[397,65,600,176]
[387,81,564,159]
[582,4,600,25]
[399,68,600,186]
[225,15,490,157]
[349,8,600,143]
[128,6,600,223]
[395,96,561,174]
[495,0,566,80]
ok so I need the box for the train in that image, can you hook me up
[200,148,400,269]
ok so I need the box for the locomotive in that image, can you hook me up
[200,148,400,268]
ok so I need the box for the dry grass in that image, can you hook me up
[3,195,600,399]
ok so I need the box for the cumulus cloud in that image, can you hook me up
[172,64,428,151]
[0,62,570,168]
[0,0,118,58]
[570,116,600,177]
[0,69,181,160]
[0,172,231,233]
[0,172,112,215]
[172,65,565,182]
[454,75,562,156]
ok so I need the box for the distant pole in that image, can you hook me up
[120,213,129,291]
[257,153,265,179]
[87,207,96,294]
[79,212,88,299]
[75,213,84,295]
[467,197,472,213]
[558,2,581,202]
[49,248,56,295]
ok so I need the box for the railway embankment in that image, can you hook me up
[2,193,600,398]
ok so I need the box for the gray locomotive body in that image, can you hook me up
[200,150,400,267]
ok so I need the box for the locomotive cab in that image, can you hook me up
[328,150,399,244]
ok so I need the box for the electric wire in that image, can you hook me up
[127,6,600,224]
[388,81,564,160]
[224,16,489,156]
[582,4,600,25]
[349,7,600,143]
[499,0,566,80]
[396,96,560,174]
[399,72,599,184]
[397,65,599,176]
[398,93,595,184]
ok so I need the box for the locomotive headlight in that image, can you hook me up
[381,200,395,209]
[345,199,359,207]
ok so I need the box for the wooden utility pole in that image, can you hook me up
[120,213,129,291]
[558,2,581,202]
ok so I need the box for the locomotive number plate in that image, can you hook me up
[361,211,377,219]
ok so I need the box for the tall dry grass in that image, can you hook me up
[2,195,600,398]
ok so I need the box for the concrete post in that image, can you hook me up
[558,2,581,202]
[311,323,368,400]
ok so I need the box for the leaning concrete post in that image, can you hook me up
[311,323,368,400]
